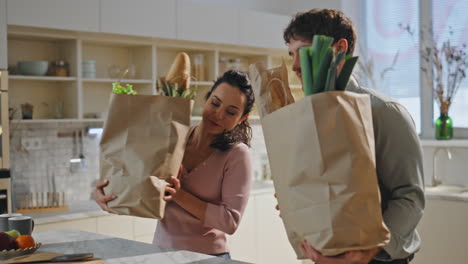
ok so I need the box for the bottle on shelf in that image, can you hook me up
[193,54,205,82]
[219,56,228,76]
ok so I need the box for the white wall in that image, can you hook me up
[288,0,342,15]
[0,0,7,70]
[186,0,342,16]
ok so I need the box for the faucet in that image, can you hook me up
[432,147,452,186]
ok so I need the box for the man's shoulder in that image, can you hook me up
[346,78,416,127]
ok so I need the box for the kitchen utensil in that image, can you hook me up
[4,252,93,263]
[17,61,48,76]
[17,192,68,214]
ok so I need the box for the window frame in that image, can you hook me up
[357,0,468,139]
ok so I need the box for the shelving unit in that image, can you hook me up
[7,26,291,123]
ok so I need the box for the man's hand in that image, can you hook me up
[300,240,381,264]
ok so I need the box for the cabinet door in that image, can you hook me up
[100,0,176,39]
[228,196,257,263]
[255,193,301,264]
[7,0,99,32]
[96,215,134,240]
[35,218,97,234]
[239,10,289,49]
[177,0,239,45]
[0,0,6,69]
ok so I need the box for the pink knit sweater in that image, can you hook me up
[153,143,252,254]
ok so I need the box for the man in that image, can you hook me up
[282,9,425,264]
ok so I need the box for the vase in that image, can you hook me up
[435,112,453,140]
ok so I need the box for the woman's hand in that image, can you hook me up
[93,180,117,213]
[300,240,381,264]
[163,176,181,202]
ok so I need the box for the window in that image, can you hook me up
[358,0,468,138]
[360,0,420,132]
[432,0,468,128]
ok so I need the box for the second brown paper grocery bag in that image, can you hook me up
[261,91,390,258]
[100,93,192,219]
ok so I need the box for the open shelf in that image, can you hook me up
[10,75,77,82]
[82,78,152,84]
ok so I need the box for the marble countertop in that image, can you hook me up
[30,181,468,225]
[425,185,468,202]
[34,229,249,264]
[30,181,276,225]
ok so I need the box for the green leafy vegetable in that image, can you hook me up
[112,82,137,95]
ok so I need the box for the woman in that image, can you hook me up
[95,70,255,259]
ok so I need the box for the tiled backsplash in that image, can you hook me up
[10,121,103,209]
[9,121,270,209]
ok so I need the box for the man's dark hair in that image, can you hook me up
[283,9,357,55]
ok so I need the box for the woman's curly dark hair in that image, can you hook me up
[204,70,255,151]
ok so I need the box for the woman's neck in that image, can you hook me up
[190,124,216,150]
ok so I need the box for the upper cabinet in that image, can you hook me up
[177,0,239,45]
[0,0,7,69]
[239,10,290,49]
[100,0,176,39]
[6,0,99,32]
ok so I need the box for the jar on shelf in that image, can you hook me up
[193,54,205,81]
[233,58,242,70]
[82,60,96,78]
[219,56,228,76]
[50,60,69,77]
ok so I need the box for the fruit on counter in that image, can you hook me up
[0,232,18,250]
[16,235,35,249]
[5,229,21,239]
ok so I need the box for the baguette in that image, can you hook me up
[165,52,191,90]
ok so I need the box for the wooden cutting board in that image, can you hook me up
[4,252,104,264]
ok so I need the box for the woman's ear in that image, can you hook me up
[239,113,249,125]
[335,38,348,53]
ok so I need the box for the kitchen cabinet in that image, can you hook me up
[6,0,99,32]
[239,10,290,49]
[100,0,176,39]
[35,214,158,242]
[7,26,289,122]
[35,217,97,233]
[176,0,239,45]
[96,214,134,240]
[0,0,6,69]
[413,199,468,264]
[228,190,302,264]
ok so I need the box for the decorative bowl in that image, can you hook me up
[0,243,42,260]
[17,61,49,76]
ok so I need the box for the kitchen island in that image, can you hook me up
[34,229,249,264]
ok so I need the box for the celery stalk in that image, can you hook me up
[336,55,359,91]
[299,46,313,95]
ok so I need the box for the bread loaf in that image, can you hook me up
[165,52,191,90]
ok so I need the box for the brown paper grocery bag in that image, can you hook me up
[100,93,192,219]
[249,62,295,117]
[261,91,390,258]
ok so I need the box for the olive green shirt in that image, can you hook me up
[346,77,425,261]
